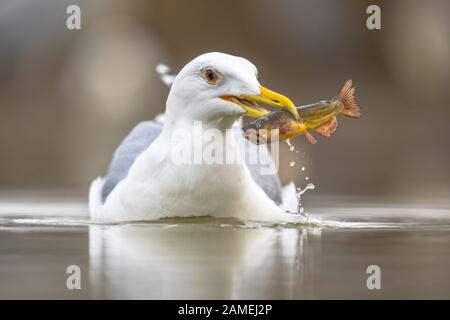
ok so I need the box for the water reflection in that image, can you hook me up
[88,223,323,299]
[2,199,450,299]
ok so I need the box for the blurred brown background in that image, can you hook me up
[0,0,449,202]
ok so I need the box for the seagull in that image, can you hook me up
[89,52,301,222]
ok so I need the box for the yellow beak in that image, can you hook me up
[221,85,299,120]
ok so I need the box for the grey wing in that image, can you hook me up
[234,128,283,204]
[101,120,163,202]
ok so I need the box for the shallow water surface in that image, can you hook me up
[0,196,450,299]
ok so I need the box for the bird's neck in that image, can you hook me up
[157,116,242,167]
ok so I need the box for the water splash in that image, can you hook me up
[286,139,295,151]
[297,183,315,197]
[285,139,315,218]
[296,183,315,220]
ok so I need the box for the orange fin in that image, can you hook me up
[339,80,360,118]
[305,131,317,144]
[315,117,338,137]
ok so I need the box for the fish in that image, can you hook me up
[242,80,360,145]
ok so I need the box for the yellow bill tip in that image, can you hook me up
[258,86,299,120]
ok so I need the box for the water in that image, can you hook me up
[284,139,314,218]
[286,139,295,151]
[1,195,450,299]
[296,183,316,219]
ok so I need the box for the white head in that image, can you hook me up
[164,52,298,128]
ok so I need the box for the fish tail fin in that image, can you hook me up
[338,80,360,118]
[315,117,338,137]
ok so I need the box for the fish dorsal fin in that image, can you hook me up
[315,117,338,137]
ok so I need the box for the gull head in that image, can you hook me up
[165,52,299,126]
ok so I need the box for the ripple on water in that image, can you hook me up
[1,197,450,229]
[1,208,450,230]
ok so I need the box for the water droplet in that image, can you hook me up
[305,176,309,180]
[301,166,305,171]
[297,183,315,196]
[286,139,295,151]
[289,161,295,167]
[295,183,315,220]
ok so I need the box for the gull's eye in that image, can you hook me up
[203,67,220,85]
